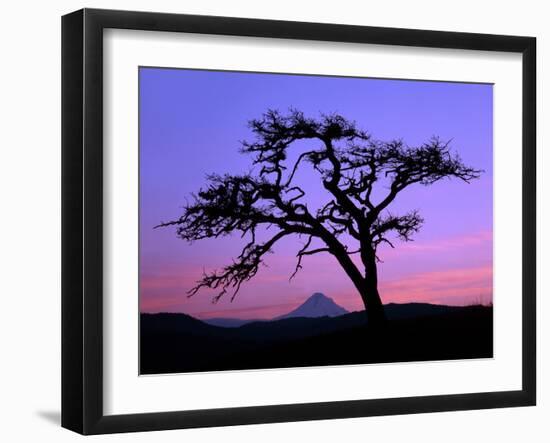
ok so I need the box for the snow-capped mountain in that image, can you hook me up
[276,292,349,320]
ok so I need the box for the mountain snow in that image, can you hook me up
[276,292,349,320]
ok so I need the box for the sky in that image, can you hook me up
[139,67,493,319]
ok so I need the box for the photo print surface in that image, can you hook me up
[139,67,493,375]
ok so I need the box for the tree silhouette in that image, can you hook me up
[157,109,482,327]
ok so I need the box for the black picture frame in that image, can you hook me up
[62,8,536,435]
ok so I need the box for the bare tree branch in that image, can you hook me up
[189,230,289,302]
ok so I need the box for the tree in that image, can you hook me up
[157,109,482,327]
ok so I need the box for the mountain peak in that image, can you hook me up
[309,292,329,300]
[276,292,349,320]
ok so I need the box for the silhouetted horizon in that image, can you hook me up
[141,297,492,322]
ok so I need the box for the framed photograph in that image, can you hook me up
[62,8,536,435]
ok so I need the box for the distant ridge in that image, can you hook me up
[202,293,348,327]
[275,292,349,320]
[203,317,264,328]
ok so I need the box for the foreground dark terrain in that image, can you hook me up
[140,303,493,374]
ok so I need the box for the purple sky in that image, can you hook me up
[139,67,493,319]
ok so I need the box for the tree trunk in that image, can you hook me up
[361,246,387,328]
[362,277,387,328]
[319,229,386,327]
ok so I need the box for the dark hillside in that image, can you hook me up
[140,304,493,374]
